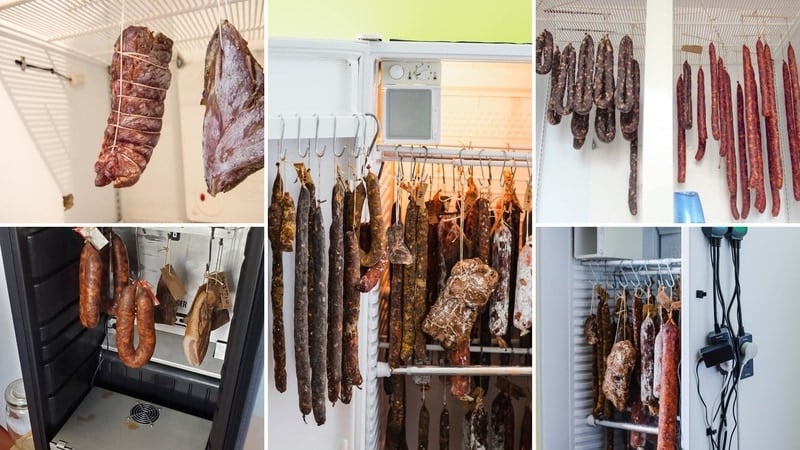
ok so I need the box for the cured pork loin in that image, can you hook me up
[95,26,173,188]
[202,20,264,196]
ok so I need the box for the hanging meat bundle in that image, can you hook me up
[94,26,173,188]
[202,20,264,196]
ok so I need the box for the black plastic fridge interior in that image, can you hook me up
[0,227,264,449]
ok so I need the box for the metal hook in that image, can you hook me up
[618,268,629,288]
[296,114,308,158]
[395,145,404,181]
[332,114,345,157]
[351,114,361,158]
[278,114,287,161]
[313,114,325,157]
[664,261,675,288]
[499,148,509,187]
[419,145,429,182]
[588,263,599,286]
[477,149,487,186]
[628,260,640,288]
[364,113,380,158]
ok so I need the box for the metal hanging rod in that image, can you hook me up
[377,342,532,355]
[378,145,531,167]
[376,362,531,377]
[586,415,658,435]
[581,258,681,267]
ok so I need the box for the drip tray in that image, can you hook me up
[50,388,211,450]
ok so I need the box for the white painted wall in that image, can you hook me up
[535,227,572,449]
[685,227,800,450]
[0,246,23,432]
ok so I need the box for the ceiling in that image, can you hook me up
[0,0,264,63]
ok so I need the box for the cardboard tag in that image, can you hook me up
[208,271,231,309]
[524,183,532,211]
[74,227,109,250]
[160,264,187,299]
[414,182,428,207]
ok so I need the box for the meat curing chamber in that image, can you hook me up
[0,226,263,449]
[673,1,800,222]
[267,37,533,449]
[537,227,684,449]
[536,0,674,224]
[0,0,264,222]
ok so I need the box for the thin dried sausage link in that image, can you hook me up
[594,36,615,109]
[554,43,576,116]
[620,59,640,139]
[418,400,430,450]
[327,179,344,404]
[743,44,767,212]
[293,184,312,420]
[697,66,708,160]
[737,83,752,219]
[789,44,800,200]
[360,171,387,267]
[309,199,328,425]
[785,59,800,201]
[79,241,102,329]
[439,404,450,450]
[269,172,287,392]
[677,74,686,183]
[683,60,693,128]
[341,230,362,404]
[571,112,590,149]
[629,134,639,216]
[710,42,721,141]
[762,41,783,216]
[400,201,419,362]
[656,320,680,450]
[574,33,595,114]
[722,67,740,220]
[547,47,563,125]
[412,201,429,362]
[615,35,635,114]
[536,30,553,74]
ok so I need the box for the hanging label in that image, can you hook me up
[415,182,428,207]
[160,264,187,299]
[74,227,109,250]
[524,183,532,211]
[293,163,307,184]
[208,271,231,309]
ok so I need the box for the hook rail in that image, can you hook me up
[378,145,531,167]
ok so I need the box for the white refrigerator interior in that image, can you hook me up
[537,227,682,450]
[267,38,532,450]
[536,0,675,223]
[685,227,800,449]
[0,0,264,222]
[674,1,800,222]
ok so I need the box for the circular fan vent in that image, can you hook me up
[129,403,160,425]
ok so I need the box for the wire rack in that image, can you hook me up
[0,0,264,62]
[536,0,648,62]
[675,0,800,64]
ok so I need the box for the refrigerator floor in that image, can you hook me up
[49,387,212,450]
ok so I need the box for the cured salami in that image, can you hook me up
[574,34,595,114]
[536,30,554,74]
[697,66,707,160]
[293,183,312,420]
[488,223,512,346]
[657,320,680,450]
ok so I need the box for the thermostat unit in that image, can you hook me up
[380,60,441,144]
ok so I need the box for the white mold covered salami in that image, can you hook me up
[513,235,533,335]
[488,223,512,346]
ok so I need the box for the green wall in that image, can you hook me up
[268,0,531,44]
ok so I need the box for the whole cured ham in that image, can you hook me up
[94,26,173,188]
[202,20,264,196]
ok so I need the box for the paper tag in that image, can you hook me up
[415,182,428,207]
[160,264,187,299]
[293,163,307,183]
[524,183,532,211]
[74,227,109,250]
[208,271,231,309]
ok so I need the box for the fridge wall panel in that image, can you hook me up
[685,227,800,450]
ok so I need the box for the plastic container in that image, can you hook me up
[5,378,33,450]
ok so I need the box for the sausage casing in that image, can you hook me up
[116,284,156,369]
[293,184,312,419]
[535,30,553,74]
[656,320,680,450]
[737,83,751,219]
[327,179,345,404]
[79,241,102,328]
[696,66,707,160]
[360,171,386,267]
[677,74,686,183]
[341,230,362,404]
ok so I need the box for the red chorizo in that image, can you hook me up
[116,283,156,369]
[717,58,729,158]
[697,66,707,160]
[761,42,783,216]
[743,44,767,212]
[789,44,800,200]
[737,83,751,219]
[656,320,680,450]
[79,241,102,329]
[710,42,720,141]
[110,231,129,314]
[722,67,739,220]
[785,60,800,201]
[677,74,686,183]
